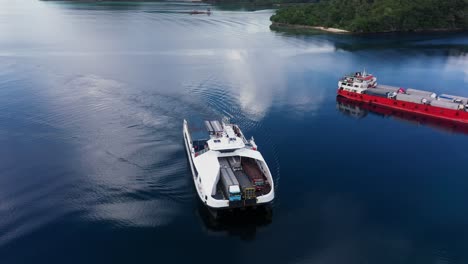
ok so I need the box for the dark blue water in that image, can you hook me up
[1,1,468,263]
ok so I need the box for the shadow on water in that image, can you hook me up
[196,202,273,241]
[332,37,468,54]
[336,96,468,136]
[42,1,145,10]
[211,3,275,11]
[271,25,468,54]
[42,1,212,11]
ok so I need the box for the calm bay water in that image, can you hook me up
[1,1,468,263]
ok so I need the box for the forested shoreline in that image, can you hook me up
[270,0,468,33]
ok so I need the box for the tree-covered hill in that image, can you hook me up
[271,0,468,33]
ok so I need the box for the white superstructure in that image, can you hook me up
[338,70,377,94]
[183,118,274,209]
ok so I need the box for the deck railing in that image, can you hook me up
[196,147,210,156]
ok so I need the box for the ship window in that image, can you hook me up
[219,149,235,153]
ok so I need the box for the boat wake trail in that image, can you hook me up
[0,73,202,247]
[185,78,281,196]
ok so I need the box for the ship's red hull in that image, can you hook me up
[337,96,468,135]
[337,89,468,124]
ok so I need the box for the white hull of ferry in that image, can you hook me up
[183,119,274,209]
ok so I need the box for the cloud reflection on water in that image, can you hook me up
[444,52,468,84]
[219,44,335,121]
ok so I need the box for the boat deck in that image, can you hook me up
[192,139,208,152]
[213,181,225,200]
[241,158,271,196]
[212,157,271,200]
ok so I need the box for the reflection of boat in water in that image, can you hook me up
[183,118,274,214]
[196,201,272,240]
[337,96,468,135]
[336,98,368,119]
[338,70,468,124]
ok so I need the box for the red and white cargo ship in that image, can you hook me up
[337,71,468,124]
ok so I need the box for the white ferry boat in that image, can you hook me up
[183,118,274,210]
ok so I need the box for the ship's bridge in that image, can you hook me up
[205,120,246,151]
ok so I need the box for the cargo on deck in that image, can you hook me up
[406,88,437,98]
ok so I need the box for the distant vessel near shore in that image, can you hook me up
[183,118,274,212]
[189,8,211,15]
[337,71,468,124]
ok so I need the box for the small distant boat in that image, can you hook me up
[189,8,211,15]
[337,70,468,124]
[183,118,274,211]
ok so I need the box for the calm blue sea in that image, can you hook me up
[1,1,468,263]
